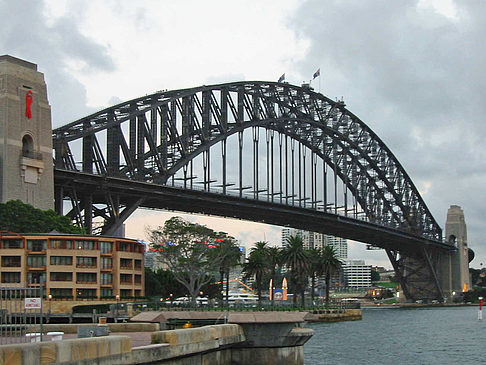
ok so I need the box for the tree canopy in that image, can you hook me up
[0,200,83,234]
[147,216,240,303]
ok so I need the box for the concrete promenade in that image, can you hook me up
[0,312,315,364]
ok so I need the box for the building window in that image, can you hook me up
[1,256,21,267]
[50,288,72,299]
[27,272,46,284]
[76,257,97,268]
[118,242,131,252]
[134,274,142,284]
[75,241,96,250]
[27,240,47,251]
[134,260,142,270]
[27,256,46,268]
[2,240,22,249]
[100,257,113,270]
[76,273,97,284]
[50,272,73,281]
[101,273,112,285]
[22,134,34,157]
[120,289,132,298]
[100,242,113,254]
[120,258,132,269]
[77,289,96,299]
[100,288,113,298]
[51,240,73,249]
[120,274,132,284]
[50,256,73,266]
[1,272,21,283]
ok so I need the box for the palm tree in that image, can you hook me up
[321,245,343,308]
[308,248,324,304]
[281,235,310,307]
[242,241,269,303]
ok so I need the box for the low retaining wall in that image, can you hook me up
[0,335,132,365]
[0,322,313,364]
[305,308,362,322]
[31,322,160,334]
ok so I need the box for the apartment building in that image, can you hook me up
[0,233,144,300]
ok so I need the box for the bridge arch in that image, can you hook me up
[53,81,441,243]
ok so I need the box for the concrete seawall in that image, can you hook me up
[305,308,362,322]
[0,322,313,364]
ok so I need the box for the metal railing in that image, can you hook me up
[0,283,44,345]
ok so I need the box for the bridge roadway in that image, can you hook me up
[55,169,451,255]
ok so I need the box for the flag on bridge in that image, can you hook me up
[278,73,285,83]
[313,68,320,79]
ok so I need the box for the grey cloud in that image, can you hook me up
[0,0,114,126]
[290,0,486,264]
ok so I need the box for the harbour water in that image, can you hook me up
[304,306,484,364]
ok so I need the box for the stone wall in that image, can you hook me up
[0,323,313,365]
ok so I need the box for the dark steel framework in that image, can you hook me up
[52,81,453,301]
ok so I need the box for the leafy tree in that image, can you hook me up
[144,267,186,299]
[210,234,242,304]
[371,269,381,283]
[0,200,83,234]
[242,241,269,303]
[148,216,231,304]
[281,235,310,306]
[320,245,343,308]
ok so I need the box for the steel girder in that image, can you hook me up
[53,81,442,241]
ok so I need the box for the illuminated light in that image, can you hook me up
[214,238,224,242]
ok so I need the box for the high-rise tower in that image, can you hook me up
[0,55,53,209]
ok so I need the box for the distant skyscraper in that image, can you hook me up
[281,229,348,258]
[324,235,348,260]
[342,260,371,288]
[281,228,324,250]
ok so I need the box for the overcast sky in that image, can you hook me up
[2,0,485,268]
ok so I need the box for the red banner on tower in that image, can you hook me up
[25,90,33,119]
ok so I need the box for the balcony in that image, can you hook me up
[76,280,97,285]
[27,249,46,255]
[27,266,46,271]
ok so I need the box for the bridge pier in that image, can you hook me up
[388,205,472,302]
[436,205,471,301]
[0,55,53,209]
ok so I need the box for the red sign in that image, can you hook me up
[25,298,41,309]
[25,90,33,119]
[479,297,484,310]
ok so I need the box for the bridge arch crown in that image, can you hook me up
[53,81,441,244]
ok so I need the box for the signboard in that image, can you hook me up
[24,298,41,309]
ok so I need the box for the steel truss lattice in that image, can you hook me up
[52,81,453,300]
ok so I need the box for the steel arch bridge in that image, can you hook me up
[52,81,454,301]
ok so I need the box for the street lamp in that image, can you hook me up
[115,294,120,322]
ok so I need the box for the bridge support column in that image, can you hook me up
[387,248,443,302]
[436,205,471,302]
[0,55,53,210]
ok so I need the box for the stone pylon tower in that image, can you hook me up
[0,55,53,209]
[445,205,471,293]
